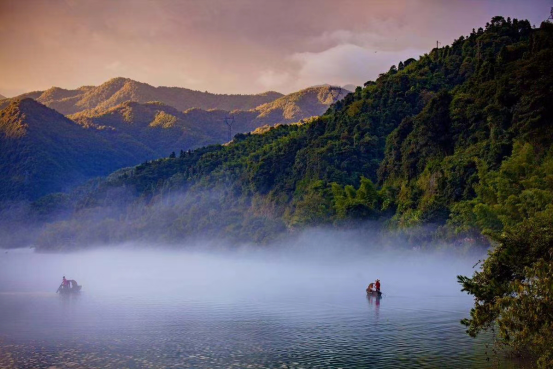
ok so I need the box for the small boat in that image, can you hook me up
[56,280,82,294]
[58,285,82,294]
[366,290,382,297]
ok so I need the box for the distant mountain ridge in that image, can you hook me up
[70,101,236,154]
[252,86,348,123]
[1,78,284,115]
[68,85,348,148]
[0,85,348,201]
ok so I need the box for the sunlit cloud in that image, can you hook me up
[257,70,293,90]
[105,61,125,71]
[258,44,427,91]
[290,44,425,88]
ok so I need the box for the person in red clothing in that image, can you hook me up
[57,276,70,293]
[375,279,381,292]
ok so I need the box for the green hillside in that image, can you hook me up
[32,18,552,365]
[0,78,283,115]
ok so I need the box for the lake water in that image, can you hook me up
[0,246,516,368]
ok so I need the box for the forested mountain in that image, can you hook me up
[32,17,551,247]
[69,85,347,147]
[0,86,345,202]
[0,78,283,115]
[26,18,552,366]
[70,101,248,154]
[36,18,551,246]
[252,86,348,123]
[0,99,157,201]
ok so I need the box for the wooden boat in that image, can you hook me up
[58,285,82,294]
[57,280,82,294]
[366,290,382,297]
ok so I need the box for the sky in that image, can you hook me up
[0,0,551,97]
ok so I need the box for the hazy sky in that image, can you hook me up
[0,0,550,96]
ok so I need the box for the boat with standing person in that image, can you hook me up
[366,279,382,296]
[56,276,82,294]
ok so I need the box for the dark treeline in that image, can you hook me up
[2,17,552,366]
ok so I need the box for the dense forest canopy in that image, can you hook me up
[1,17,552,367]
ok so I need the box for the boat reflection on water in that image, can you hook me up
[366,291,382,307]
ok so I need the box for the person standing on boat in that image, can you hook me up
[56,276,70,293]
[62,276,70,289]
[375,279,381,292]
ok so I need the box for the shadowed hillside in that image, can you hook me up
[0,99,158,201]
[70,101,250,154]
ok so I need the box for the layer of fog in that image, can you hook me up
[0,229,484,302]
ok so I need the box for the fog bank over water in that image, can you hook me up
[0,228,484,297]
[0,232,503,368]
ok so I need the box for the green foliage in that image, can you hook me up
[331,177,380,221]
[496,258,552,368]
[287,180,333,227]
[450,142,552,235]
[379,19,552,231]
[458,211,552,367]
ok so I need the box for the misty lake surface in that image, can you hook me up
[0,245,515,368]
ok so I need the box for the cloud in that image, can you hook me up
[291,44,379,87]
[105,61,125,71]
[257,70,293,90]
[258,43,427,91]
[310,28,425,53]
